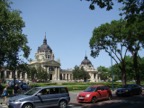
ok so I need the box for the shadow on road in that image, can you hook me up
[70,94,144,108]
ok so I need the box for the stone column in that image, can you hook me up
[95,74,98,82]
[15,70,17,79]
[25,72,27,80]
[53,67,57,80]
[20,72,22,80]
[57,67,60,80]
[4,70,6,79]
[9,71,12,79]
[68,74,70,80]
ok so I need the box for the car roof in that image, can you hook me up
[35,86,67,89]
[91,85,106,88]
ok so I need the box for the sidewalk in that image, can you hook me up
[0,104,7,108]
[0,97,9,108]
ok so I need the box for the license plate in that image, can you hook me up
[79,97,84,99]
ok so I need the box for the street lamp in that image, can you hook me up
[110,52,114,91]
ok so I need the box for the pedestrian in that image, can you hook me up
[14,84,20,95]
[0,81,3,95]
[1,85,8,105]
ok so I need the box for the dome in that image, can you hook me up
[38,36,52,52]
[81,56,92,65]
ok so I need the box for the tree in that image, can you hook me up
[97,66,110,81]
[90,19,130,85]
[36,65,49,82]
[111,56,135,81]
[125,19,144,85]
[72,65,90,81]
[0,0,30,68]
[82,0,144,23]
[139,57,144,81]
[27,67,37,81]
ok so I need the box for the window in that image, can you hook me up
[60,88,68,93]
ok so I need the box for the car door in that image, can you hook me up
[97,86,108,99]
[96,87,104,99]
[45,88,61,106]
[102,86,110,98]
[33,88,50,107]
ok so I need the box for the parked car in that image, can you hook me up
[20,82,30,91]
[116,84,142,96]
[8,80,22,87]
[77,85,112,103]
[8,86,70,108]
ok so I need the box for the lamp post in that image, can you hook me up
[110,52,114,91]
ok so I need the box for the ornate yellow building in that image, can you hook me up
[0,35,100,83]
[29,35,100,82]
[80,56,101,82]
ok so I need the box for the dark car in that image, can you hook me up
[8,86,70,108]
[20,82,30,91]
[77,85,112,103]
[116,84,142,96]
[8,80,22,87]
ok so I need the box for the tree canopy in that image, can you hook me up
[82,0,144,23]
[90,19,144,85]
[0,0,30,68]
[72,65,90,82]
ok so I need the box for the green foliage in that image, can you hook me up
[27,67,37,80]
[36,65,49,82]
[83,0,144,23]
[72,65,90,81]
[97,66,110,81]
[0,0,30,68]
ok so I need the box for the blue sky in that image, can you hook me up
[11,0,140,69]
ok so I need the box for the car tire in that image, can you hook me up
[91,97,97,103]
[108,94,112,100]
[59,100,67,108]
[138,90,142,95]
[22,103,33,108]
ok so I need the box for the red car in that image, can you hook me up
[77,85,112,103]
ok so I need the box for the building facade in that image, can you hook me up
[29,35,100,82]
[0,35,100,82]
[80,56,101,82]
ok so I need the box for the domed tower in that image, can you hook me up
[29,34,61,81]
[35,35,54,61]
[80,56,95,71]
[79,55,100,82]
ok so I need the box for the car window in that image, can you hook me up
[97,86,104,91]
[25,87,41,95]
[60,87,68,93]
[103,86,109,90]
[84,87,96,92]
[40,89,48,95]
[50,88,59,94]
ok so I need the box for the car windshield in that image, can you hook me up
[24,87,41,95]
[123,85,132,88]
[84,87,96,92]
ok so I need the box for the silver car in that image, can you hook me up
[8,86,70,108]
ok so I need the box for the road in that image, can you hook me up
[0,91,144,108]
[69,92,144,108]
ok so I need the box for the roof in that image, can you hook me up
[36,86,67,89]
[37,36,52,53]
[81,56,92,65]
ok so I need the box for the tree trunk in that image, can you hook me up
[133,53,140,85]
[121,61,127,86]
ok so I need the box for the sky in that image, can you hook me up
[11,0,143,69]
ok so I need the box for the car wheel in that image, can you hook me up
[59,100,67,108]
[108,94,112,100]
[91,97,97,103]
[138,90,142,95]
[22,103,33,108]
